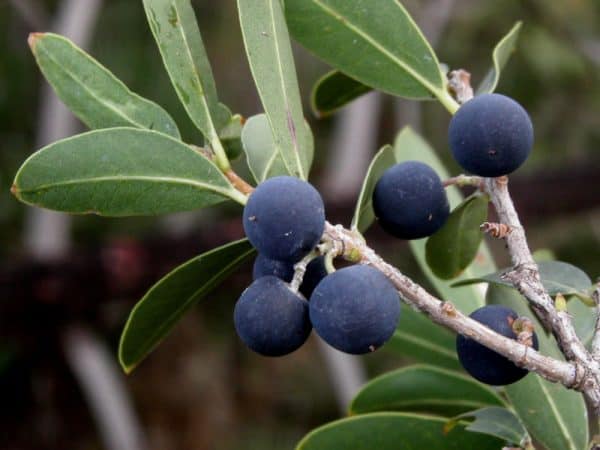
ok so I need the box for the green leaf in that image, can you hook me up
[12,128,246,216]
[350,365,505,417]
[119,239,255,373]
[296,412,503,450]
[238,0,313,179]
[506,376,588,450]
[219,113,244,160]
[285,0,454,108]
[477,22,522,94]
[486,284,589,450]
[392,127,497,313]
[446,407,527,445]
[569,296,595,348]
[143,0,229,141]
[452,261,593,298]
[310,70,372,118]
[242,114,293,183]
[29,32,180,138]
[351,144,395,232]
[385,305,461,371]
[425,195,489,280]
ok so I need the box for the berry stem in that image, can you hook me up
[290,250,319,293]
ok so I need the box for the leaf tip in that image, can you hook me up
[28,32,44,50]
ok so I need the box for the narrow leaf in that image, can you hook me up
[238,0,313,179]
[477,22,523,94]
[351,144,395,232]
[242,114,288,183]
[143,0,229,139]
[452,261,593,298]
[119,239,255,373]
[296,412,503,450]
[285,0,445,100]
[350,365,505,417]
[446,407,527,445]
[392,127,497,313]
[311,70,372,118]
[386,305,461,371]
[425,194,489,280]
[12,128,244,216]
[29,32,180,138]
[486,284,589,450]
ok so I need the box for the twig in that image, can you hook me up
[591,283,600,361]
[448,69,474,104]
[442,174,484,188]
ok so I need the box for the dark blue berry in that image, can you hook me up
[448,93,534,177]
[372,161,449,239]
[309,265,400,354]
[253,254,294,282]
[234,276,312,357]
[299,256,328,299]
[243,176,325,262]
[252,255,328,299]
[456,304,539,385]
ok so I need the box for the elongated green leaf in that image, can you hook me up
[12,128,245,216]
[296,412,503,450]
[446,407,527,445]
[477,22,522,94]
[143,0,229,140]
[350,365,505,417]
[242,114,293,183]
[425,195,489,280]
[392,127,496,313]
[119,239,255,373]
[29,32,180,138]
[486,284,589,450]
[386,305,461,371]
[238,0,313,179]
[351,144,395,232]
[453,261,593,298]
[311,70,372,118]
[285,0,445,101]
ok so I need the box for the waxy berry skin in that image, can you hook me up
[243,176,325,262]
[456,304,539,385]
[372,161,449,239]
[309,265,400,355]
[448,93,534,177]
[234,276,312,357]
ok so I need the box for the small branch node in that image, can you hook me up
[481,222,513,239]
[440,301,457,317]
[447,69,474,104]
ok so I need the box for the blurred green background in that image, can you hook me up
[0,0,598,449]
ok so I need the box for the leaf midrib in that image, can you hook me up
[536,379,578,450]
[36,40,149,130]
[309,0,442,96]
[16,175,234,198]
[393,330,457,360]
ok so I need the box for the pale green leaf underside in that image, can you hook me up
[238,0,313,179]
[350,364,505,417]
[285,0,444,100]
[242,114,288,183]
[477,22,522,94]
[425,194,489,280]
[30,32,180,138]
[450,407,527,445]
[119,239,255,373]
[296,412,502,450]
[13,128,241,216]
[143,0,229,139]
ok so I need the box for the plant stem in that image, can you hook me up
[436,89,460,115]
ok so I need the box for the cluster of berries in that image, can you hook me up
[234,93,538,386]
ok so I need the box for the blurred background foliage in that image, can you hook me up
[0,0,598,449]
